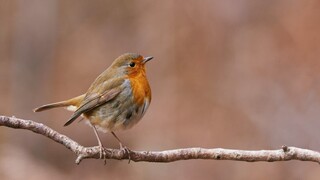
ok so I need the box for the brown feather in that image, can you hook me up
[63,88,121,126]
[33,94,85,112]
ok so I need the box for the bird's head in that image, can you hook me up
[112,53,153,77]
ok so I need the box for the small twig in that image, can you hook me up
[0,115,319,164]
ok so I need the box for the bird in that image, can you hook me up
[34,53,153,160]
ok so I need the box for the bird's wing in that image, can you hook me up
[64,87,121,126]
[64,77,123,126]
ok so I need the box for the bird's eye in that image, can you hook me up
[129,62,135,67]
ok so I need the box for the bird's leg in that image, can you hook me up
[111,131,131,162]
[90,122,107,164]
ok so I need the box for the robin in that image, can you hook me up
[34,53,153,160]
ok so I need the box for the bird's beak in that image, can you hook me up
[143,56,153,64]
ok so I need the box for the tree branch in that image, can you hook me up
[0,115,319,165]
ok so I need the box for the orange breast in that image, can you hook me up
[128,70,151,106]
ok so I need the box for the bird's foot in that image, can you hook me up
[119,144,132,163]
[98,145,108,165]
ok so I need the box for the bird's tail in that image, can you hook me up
[33,94,85,112]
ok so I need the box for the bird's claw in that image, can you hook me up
[120,145,132,163]
[98,145,108,165]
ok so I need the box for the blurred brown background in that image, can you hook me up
[1,0,320,179]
